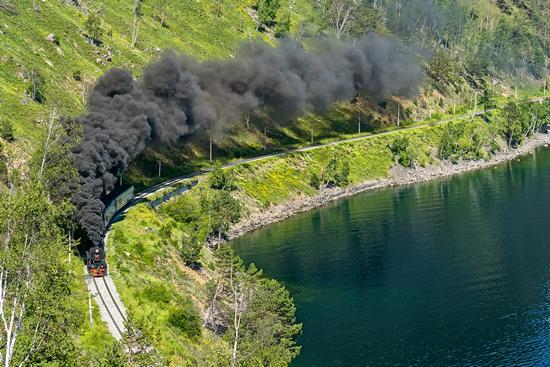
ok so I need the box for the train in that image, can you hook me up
[86,181,198,277]
[86,245,107,277]
[103,186,135,228]
[86,186,135,277]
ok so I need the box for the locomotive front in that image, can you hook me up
[86,245,107,277]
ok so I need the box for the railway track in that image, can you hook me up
[88,274,128,340]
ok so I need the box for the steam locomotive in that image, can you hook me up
[86,245,107,277]
[86,186,135,277]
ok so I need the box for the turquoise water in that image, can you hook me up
[232,148,550,366]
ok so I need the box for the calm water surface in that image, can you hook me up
[232,148,550,366]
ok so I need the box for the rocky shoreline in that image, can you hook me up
[226,133,550,241]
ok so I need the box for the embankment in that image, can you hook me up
[227,133,550,241]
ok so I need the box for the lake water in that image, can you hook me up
[232,148,550,366]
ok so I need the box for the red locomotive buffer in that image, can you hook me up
[86,246,107,277]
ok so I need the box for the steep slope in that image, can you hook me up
[0,0,315,146]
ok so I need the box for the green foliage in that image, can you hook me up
[322,156,350,188]
[427,49,461,91]
[201,189,241,238]
[501,99,550,147]
[212,244,302,366]
[0,157,7,184]
[309,171,321,189]
[152,0,170,27]
[161,194,200,223]
[25,69,45,104]
[240,278,302,365]
[180,238,203,266]
[348,1,383,37]
[124,317,166,366]
[167,305,202,340]
[480,81,497,111]
[389,135,430,168]
[274,4,291,37]
[85,12,103,43]
[209,166,236,191]
[80,339,127,367]
[143,283,172,304]
[438,119,498,162]
[0,179,79,365]
[0,119,14,142]
[29,117,80,202]
[256,0,281,28]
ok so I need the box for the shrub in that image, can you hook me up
[0,120,14,142]
[201,189,241,238]
[0,155,7,184]
[85,12,103,44]
[162,196,200,223]
[143,283,172,304]
[256,0,280,28]
[209,167,235,191]
[309,171,321,189]
[438,119,494,162]
[322,156,350,187]
[25,70,45,103]
[167,305,202,340]
[180,240,202,266]
[389,135,430,168]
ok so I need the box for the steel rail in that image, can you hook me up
[102,276,127,323]
[92,277,124,339]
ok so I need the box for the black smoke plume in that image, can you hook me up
[72,34,424,244]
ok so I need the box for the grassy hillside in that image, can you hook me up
[0,0,317,148]
[2,0,549,175]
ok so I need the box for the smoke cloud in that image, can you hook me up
[72,34,424,244]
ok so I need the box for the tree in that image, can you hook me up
[322,156,350,188]
[85,12,103,45]
[309,171,321,190]
[201,190,241,243]
[0,120,14,142]
[179,232,203,266]
[479,80,497,112]
[152,0,169,27]
[131,0,143,47]
[25,69,45,104]
[274,3,291,38]
[389,135,430,169]
[210,245,302,366]
[256,0,280,29]
[209,167,236,191]
[123,318,166,366]
[239,277,302,365]
[348,0,381,37]
[321,0,355,39]
[0,155,7,185]
[502,100,531,147]
[426,49,460,92]
[0,179,78,366]
[30,113,79,203]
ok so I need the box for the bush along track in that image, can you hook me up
[102,97,550,365]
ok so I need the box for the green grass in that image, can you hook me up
[107,202,228,366]
[0,0,317,150]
